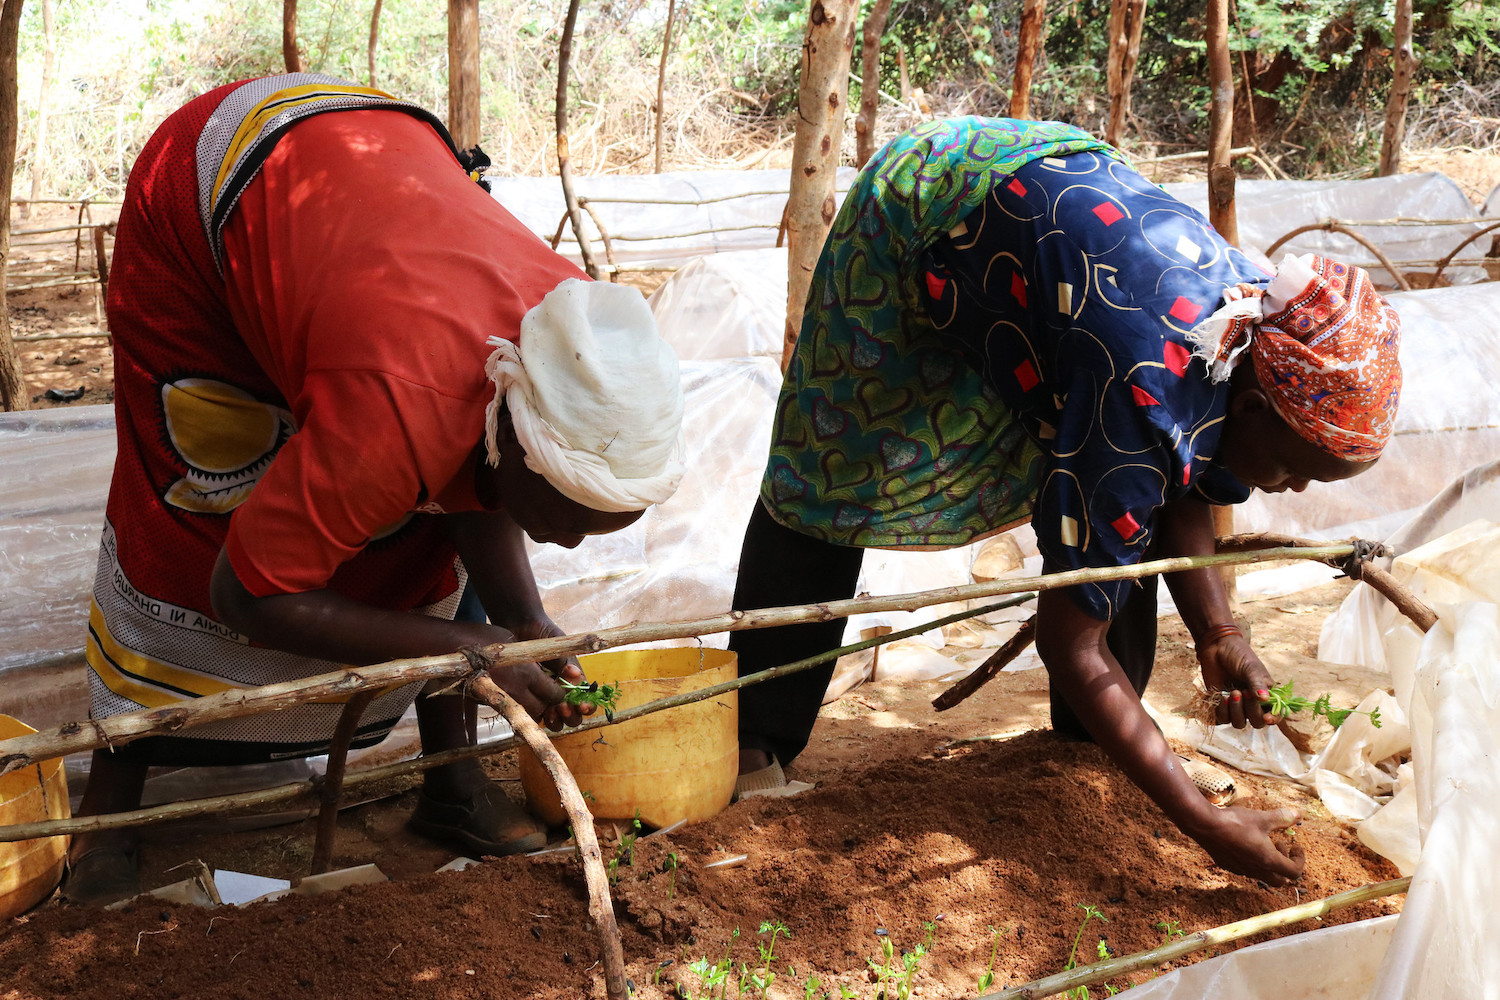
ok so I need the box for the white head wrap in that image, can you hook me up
[1184,253,1322,383]
[484,279,686,513]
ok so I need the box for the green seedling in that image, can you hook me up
[561,678,621,721]
[606,813,644,886]
[867,935,897,999]
[663,851,680,900]
[802,972,822,1000]
[976,925,1004,993]
[750,920,790,996]
[839,987,858,1000]
[1154,919,1184,944]
[688,957,731,1000]
[1263,680,1382,729]
[1063,904,1109,1000]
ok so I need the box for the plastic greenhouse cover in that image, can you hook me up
[495,167,1490,281]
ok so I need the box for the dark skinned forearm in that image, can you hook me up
[445,510,547,628]
[208,549,512,667]
[1034,588,1220,838]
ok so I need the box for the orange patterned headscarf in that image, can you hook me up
[1186,254,1402,462]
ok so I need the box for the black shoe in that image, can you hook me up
[408,783,547,856]
[61,846,141,906]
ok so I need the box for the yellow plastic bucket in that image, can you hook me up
[520,648,738,828]
[0,715,71,919]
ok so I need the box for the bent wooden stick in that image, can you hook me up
[983,876,1411,999]
[310,689,376,875]
[0,544,1356,776]
[931,615,1036,711]
[467,673,628,1000]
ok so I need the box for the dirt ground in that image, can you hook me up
[0,578,1405,999]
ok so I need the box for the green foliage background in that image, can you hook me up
[10,0,1499,198]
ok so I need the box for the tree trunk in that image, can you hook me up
[853,0,893,167]
[556,0,598,278]
[367,0,383,88]
[782,0,858,370]
[1,0,28,411]
[1378,0,1415,176]
[1205,0,1238,600]
[1008,0,1045,120]
[20,0,51,221]
[1205,0,1238,247]
[1104,0,1145,146]
[282,0,302,73]
[447,0,481,152]
[653,0,676,173]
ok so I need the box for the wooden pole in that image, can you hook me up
[0,0,28,412]
[1008,0,1046,119]
[984,877,1411,999]
[1205,0,1238,247]
[853,0,894,167]
[556,0,599,279]
[782,0,858,370]
[367,0,384,88]
[469,675,628,999]
[653,0,677,174]
[1205,0,1239,597]
[282,0,303,73]
[0,545,1358,776]
[309,690,375,875]
[932,615,1036,711]
[1103,0,1145,146]
[1378,0,1415,177]
[447,0,481,152]
[21,0,51,221]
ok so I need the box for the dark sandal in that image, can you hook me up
[61,846,141,906]
[408,783,547,857]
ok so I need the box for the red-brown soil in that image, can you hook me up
[0,581,1402,999]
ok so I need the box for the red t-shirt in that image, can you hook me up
[217,110,587,596]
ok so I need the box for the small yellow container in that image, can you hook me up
[520,648,738,829]
[0,715,71,919]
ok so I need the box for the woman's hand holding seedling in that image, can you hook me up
[1262,680,1383,730]
[1195,627,1279,730]
[499,615,592,730]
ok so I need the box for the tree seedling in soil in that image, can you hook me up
[561,678,621,721]
[976,925,1004,993]
[663,851,680,900]
[1062,904,1109,1000]
[607,813,644,886]
[1263,680,1382,729]
[749,920,790,996]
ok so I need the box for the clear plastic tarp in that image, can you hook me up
[494,167,1490,282]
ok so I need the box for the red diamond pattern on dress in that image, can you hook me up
[1014,360,1040,392]
[1111,511,1142,539]
[1010,271,1028,307]
[1183,465,1192,485]
[1164,340,1190,376]
[1092,202,1124,226]
[925,271,947,300]
[1131,385,1161,407]
[1168,296,1202,323]
[1007,177,1027,197]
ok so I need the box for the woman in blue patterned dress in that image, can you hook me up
[729,117,1401,887]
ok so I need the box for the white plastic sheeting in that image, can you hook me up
[1163,172,1488,284]
[494,167,1489,282]
[487,168,856,263]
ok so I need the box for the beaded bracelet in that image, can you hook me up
[1196,621,1243,650]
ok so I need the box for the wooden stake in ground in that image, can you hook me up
[367,0,384,88]
[447,0,481,153]
[0,0,29,412]
[853,0,893,167]
[782,0,858,370]
[1103,0,1145,147]
[556,0,599,279]
[1205,0,1239,247]
[1378,0,1416,177]
[466,672,628,1000]
[282,0,303,73]
[653,0,677,174]
[932,616,1036,711]
[1008,0,1046,120]
[309,690,376,876]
